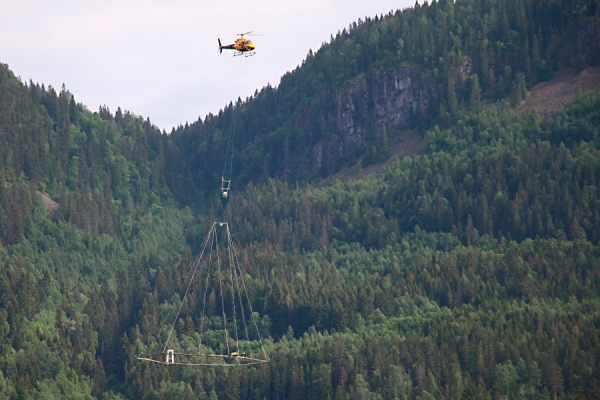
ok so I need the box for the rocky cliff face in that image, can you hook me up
[336,66,432,144]
[289,58,481,178]
[303,65,435,176]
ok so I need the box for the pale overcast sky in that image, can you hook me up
[1,0,417,131]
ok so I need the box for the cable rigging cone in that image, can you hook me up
[136,53,267,367]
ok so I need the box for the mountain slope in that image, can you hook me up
[0,0,600,398]
[334,64,600,183]
[166,0,600,199]
[129,90,600,400]
[517,65,600,115]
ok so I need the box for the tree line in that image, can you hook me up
[0,0,599,397]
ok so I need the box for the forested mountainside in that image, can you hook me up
[167,0,600,196]
[1,0,600,398]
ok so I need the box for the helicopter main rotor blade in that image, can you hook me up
[211,31,265,37]
[237,31,266,36]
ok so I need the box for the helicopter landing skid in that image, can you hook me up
[234,51,256,57]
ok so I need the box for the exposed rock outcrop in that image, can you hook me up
[307,55,483,177]
[301,65,436,176]
[517,66,600,115]
[37,191,59,217]
[335,66,433,144]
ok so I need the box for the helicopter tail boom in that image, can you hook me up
[218,38,237,54]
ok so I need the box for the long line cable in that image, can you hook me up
[223,55,243,181]
[229,229,269,361]
[164,55,244,351]
[216,56,244,221]
[159,54,266,363]
[162,223,215,353]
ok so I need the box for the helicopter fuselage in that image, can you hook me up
[219,37,255,55]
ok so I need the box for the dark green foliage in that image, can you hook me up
[166,0,600,191]
[120,92,600,399]
[0,0,600,398]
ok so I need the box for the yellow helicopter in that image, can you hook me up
[218,32,257,57]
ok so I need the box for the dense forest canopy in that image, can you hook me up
[168,0,599,195]
[0,0,600,398]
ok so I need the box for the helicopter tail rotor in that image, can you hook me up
[218,38,223,54]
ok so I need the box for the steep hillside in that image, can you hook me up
[0,0,599,398]
[126,90,600,400]
[335,65,600,183]
[166,0,600,199]
[517,65,600,115]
